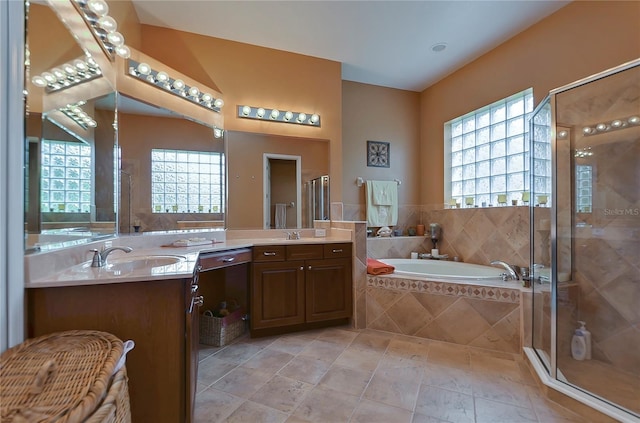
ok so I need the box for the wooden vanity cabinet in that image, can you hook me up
[27,276,200,423]
[250,243,352,335]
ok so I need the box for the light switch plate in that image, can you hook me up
[314,229,326,237]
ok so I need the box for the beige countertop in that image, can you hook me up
[25,237,351,289]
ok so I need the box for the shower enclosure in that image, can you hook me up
[528,59,639,421]
[303,175,329,227]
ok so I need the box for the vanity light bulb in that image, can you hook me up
[310,114,319,124]
[115,45,130,59]
[583,127,594,134]
[557,130,568,139]
[284,111,293,121]
[87,0,109,17]
[52,68,66,80]
[32,76,47,87]
[188,86,200,98]
[86,57,98,68]
[63,63,76,75]
[97,15,117,32]
[629,116,640,124]
[106,32,125,47]
[213,128,224,138]
[270,109,280,119]
[155,71,169,83]
[256,108,266,118]
[87,120,97,127]
[213,98,224,108]
[201,93,212,103]
[172,79,185,90]
[611,120,622,128]
[74,59,88,71]
[596,123,607,131]
[42,72,56,83]
[242,106,251,116]
[297,113,307,123]
[137,62,151,76]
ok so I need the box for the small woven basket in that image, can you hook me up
[0,330,131,423]
[199,305,245,347]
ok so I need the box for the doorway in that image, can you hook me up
[263,154,301,229]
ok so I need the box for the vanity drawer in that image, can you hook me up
[253,245,286,262]
[323,243,351,258]
[286,244,323,261]
[199,248,251,271]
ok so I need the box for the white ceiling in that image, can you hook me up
[130,0,569,92]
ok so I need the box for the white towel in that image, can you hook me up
[275,203,287,229]
[366,181,398,227]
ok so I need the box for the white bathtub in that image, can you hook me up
[378,258,507,285]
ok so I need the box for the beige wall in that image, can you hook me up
[420,1,640,205]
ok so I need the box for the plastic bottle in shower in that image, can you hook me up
[577,321,592,359]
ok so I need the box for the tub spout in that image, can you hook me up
[490,260,519,280]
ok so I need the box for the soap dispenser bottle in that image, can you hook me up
[578,321,592,359]
[571,330,586,361]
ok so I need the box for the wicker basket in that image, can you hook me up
[199,306,245,347]
[0,330,131,423]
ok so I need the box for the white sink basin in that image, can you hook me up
[103,255,185,272]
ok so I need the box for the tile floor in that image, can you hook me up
[195,326,586,422]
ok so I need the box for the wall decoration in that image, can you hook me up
[367,140,390,167]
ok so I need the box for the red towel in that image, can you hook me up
[367,258,395,275]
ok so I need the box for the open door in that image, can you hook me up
[263,154,301,229]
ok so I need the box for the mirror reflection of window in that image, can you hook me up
[576,164,592,213]
[40,140,92,213]
[151,148,225,214]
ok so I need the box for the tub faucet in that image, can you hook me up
[90,246,133,267]
[490,260,519,280]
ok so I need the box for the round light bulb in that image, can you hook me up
[201,93,213,103]
[242,106,251,116]
[310,114,319,124]
[610,120,622,128]
[115,45,130,59]
[106,31,125,47]
[270,109,280,119]
[256,108,266,118]
[87,120,97,128]
[284,111,293,121]
[155,71,169,83]
[87,0,109,17]
[32,75,47,87]
[97,15,117,32]
[557,130,567,139]
[86,57,98,68]
[596,123,607,131]
[74,59,88,71]
[629,116,640,124]
[42,72,56,83]
[583,127,594,134]
[52,68,66,80]
[172,79,185,90]
[297,113,307,123]
[136,62,151,75]
[188,86,200,98]
[213,128,224,138]
[213,98,224,108]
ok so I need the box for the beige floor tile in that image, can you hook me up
[414,385,475,423]
[471,373,532,408]
[198,344,224,361]
[241,348,295,375]
[211,366,272,398]
[197,356,238,386]
[268,335,316,355]
[421,363,473,395]
[350,399,413,423]
[225,400,289,423]
[278,355,332,385]
[427,341,471,369]
[474,397,538,422]
[291,385,360,422]
[194,387,243,423]
[363,370,421,411]
[350,331,392,353]
[411,413,453,422]
[316,327,359,346]
[249,374,314,413]
[213,342,263,365]
[298,339,348,363]
[333,345,384,372]
[469,353,524,383]
[318,364,372,396]
[376,356,425,385]
[386,337,431,362]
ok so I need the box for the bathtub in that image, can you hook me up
[378,258,508,285]
[367,258,523,354]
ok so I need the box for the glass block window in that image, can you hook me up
[445,88,537,207]
[151,148,225,213]
[41,140,92,213]
[576,165,592,213]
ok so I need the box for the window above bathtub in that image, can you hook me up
[444,88,551,208]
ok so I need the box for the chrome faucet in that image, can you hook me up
[490,260,519,280]
[90,246,133,267]
[284,231,301,240]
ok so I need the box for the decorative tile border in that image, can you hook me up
[367,275,520,304]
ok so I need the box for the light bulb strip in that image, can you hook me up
[72,0,130,59]
[237,105,321,127]
[582,115,640,136]
[60,102,97,129]
[127,59,224,113]
[31,56,102,92]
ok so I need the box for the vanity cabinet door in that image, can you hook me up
[251,260,305,329]
[305,257,353,322]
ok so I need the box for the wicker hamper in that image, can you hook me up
[0,330,131,423]
[199,307,245,347]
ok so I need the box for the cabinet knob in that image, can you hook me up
[222,257,235,263]
[191,284,199,294]
[332,249,343,253]
[300,266,304,271]
[307,265,312,270]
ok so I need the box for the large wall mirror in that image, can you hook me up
[25,1,117,251]
[25,1,330,249]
